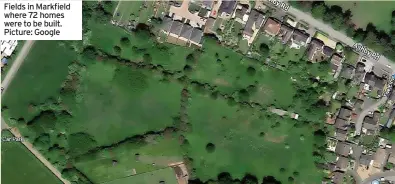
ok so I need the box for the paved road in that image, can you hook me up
[1,41,70,184]
[355,97,388,135]
[1,40,35,96]
[347,169,362,184]
[278,2,395,74]
[361,171,395,184]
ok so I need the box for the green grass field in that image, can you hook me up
[2,41,76,121]
[1,130,62,184]
[75,137,182,183]
[326,1,395,33]
[185,92,323,183]
[103,167,178,184]
[112,1,156,24]
[191,39,295,108]
[68,61,183,145]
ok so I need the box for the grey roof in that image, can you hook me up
[340,64,355,79]
[278,24,293,43]
[362,115,378,131]
[365,72,385,90]
[169,21,183,35]
[335,129,347,141]
[354,99,364,110]
[333,171,344,184]
[323,46,334,56]
[359,154,373,166]
[335,156,348,170]
[372,65,391,78]
[291,29,309,44]
[363,115,377,125]
[335,118,348,131]
[190,28,203,44]
[243,10,265,37]
[335,142,351,156]
[162,16,173,32]
[338,107,352,120]
[373,148,390,168]
[387,108,395,127]
[218,0,237,15]
[205,17,216,31]
[179,24,193,39]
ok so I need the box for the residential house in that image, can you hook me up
[323,46,334,57]
[306,38,324,62]
[202,0,214,10]
[277,24,293,44]
[233,4,249,24]
[218,0,237,18]
[261,17,281,37]
[290,29,309,48]
[243,10,265,41]
[364,72,386,94]
[204,17,216,33]
[161,16,174,33]
[354,99,364,111]
[354,62,366,83]
[335,142,352,157]
[169,20,184,37]
[330,54,344,75]
[190,28,204,46]
[335,156,349,171]
[335,118,349,131]
[338,107,352,120]
[332,171,344,184]
[359,154,373,167]
[340,64,355,80]
[372,148,390,169]
[179,24,194,41]
[362,114,379,135]
[334,129,348,141]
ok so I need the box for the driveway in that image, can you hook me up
[355,97,388,135]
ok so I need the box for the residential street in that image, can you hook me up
[361,171,395,184]
[1,41,70,184]
[280,2,395,74]
[355,97,388,135]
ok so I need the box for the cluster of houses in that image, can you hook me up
[1,40,18,68]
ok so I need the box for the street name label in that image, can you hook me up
[353,43,381,61]
[2,136,24,142]
[268,0,290,11]
[0,1,82,40]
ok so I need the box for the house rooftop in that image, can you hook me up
[332,171,344,184]
[335,129,347,141]
[364,72,385,90]
[335,118,348,131]
[169,20,184,35]
[234,4,249,20]
[243,9,265,37]
[323,45,334,56]
[278,24,293,44]
[190,28,203,44]
[291,29,309,45]
[179,24,193,39]
[218,0,237,15]
[373,148,389,168]
[161,16,174,32]
[335,142,351,157]
[338,107,352,120]
[262,17,281,36]
[359,154,373,166]
[340,64,355,79]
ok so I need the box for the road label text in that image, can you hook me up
[353,43,381,61]
[268,0,290,11]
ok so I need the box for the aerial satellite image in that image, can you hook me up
[1,0,395,184]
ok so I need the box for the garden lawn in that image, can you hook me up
[68,61,183,145]
[88,22,192,72]
[326,1,395,33]
[75,137,183,183]
[185,92,323,183]
[191,39,296,108]
[2,41,76,121]
[1,130,62,184]
[102,167,178,184]
[112,1,143,24]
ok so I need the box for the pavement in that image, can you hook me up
[1,41,70,184]
[361,171,395,184]
[355,97,388,135]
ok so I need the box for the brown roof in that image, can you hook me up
[335,156,349,171]
[335,142,351,157]
[262,18,281,36]
[331,54,343,66]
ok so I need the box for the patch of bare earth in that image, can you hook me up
[213,78,230,86]
[264,133,286,143]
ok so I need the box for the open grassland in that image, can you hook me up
[75,137,182,183]
[185,92,323,183]
[2,41,76,121]
[113,1,156,24]
[1,130,62,184]
[326,1,395,33]
[67,61,183,145]
[191,39,295,108]
[103,167,178,184]
[88,22,193,72]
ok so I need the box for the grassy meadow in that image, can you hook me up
[1,131,62,184]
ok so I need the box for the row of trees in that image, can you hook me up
[290,1,395,61]
[189,172,282,184]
